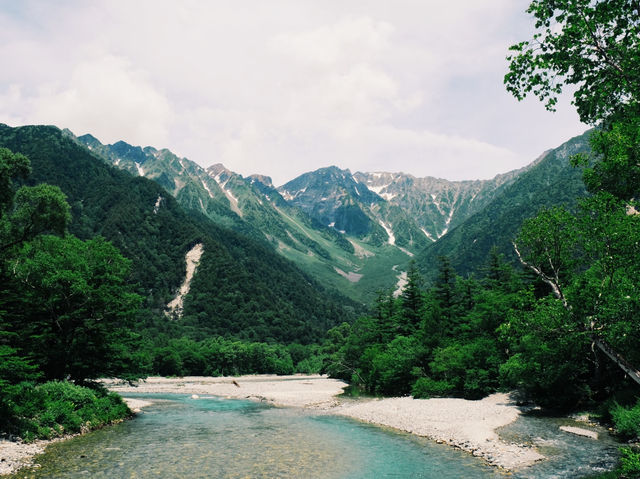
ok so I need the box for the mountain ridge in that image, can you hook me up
[68,127,589,300]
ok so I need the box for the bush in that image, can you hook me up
[0,381,131,442]
[412,377,455,398]
[620,447,640,478]
[611,400,640,440]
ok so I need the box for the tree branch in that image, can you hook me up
[513,241,569,309]
[592,336,640,386]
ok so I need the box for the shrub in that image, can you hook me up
[620,447,640,478]
[0,381,131,442]
[611,400,640,440]
[412,377,455,398]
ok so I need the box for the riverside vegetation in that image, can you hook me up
[1,0,640,477]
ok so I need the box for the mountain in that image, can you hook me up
[416,131,592,281]
[72,133,536,301]
[73,134,412,301]
[353,169,522,241]
[281,167,522,250]
[0,124,358,343]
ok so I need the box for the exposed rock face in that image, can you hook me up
[247,174,274,189]
[166,243,204,318]
[279,166,383,238]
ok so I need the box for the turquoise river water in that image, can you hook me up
[9,394,620,478]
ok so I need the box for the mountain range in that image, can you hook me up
[0,122,593,343]
[72,131,560,301]
[0,124,359,344]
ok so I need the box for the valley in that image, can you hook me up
[71,130,548,302]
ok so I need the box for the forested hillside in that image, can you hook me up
[0,124,359,344]
[416,132,590,281]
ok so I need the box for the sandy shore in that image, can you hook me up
[2,375,543,475]
[107,375,543,470]
[335,393,543,469]
[105,374,347,409]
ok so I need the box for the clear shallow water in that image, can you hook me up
[9,394,619,479]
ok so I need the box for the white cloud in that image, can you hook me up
[271,16,394,68]
[29,55,172,146]
[0,1,587,186]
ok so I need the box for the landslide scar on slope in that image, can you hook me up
[166,243,204,318]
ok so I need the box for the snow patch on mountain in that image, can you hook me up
[440,205,456,237]
[378,220,395,245]
[135,162,144,177]
[420,227,436,242]
[397,246,414,257]
[201,179,214,198]
[368,183,391,194]
[211,173,243,217]
[380,192,396,201]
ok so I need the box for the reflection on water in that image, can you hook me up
[7,394,618,479]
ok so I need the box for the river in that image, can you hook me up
[7,394,619,478]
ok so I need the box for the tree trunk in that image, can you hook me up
[592,336,640,386]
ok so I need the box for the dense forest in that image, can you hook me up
[0,126,359,441]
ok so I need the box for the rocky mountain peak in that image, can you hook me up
[247,174,274,188]
[206,163,236,182]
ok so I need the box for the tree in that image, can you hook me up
[1,184,70,253]
[0,148,30,214]
[577,115,640,200]
[507,0,640,397]
[513,206,578,308]
[3,235,142,382]
[505,0,640,124]
[0,148,70,254]
[399,261,424,333]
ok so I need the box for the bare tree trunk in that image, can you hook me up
[513,241,640,386]
[592,336,640,386]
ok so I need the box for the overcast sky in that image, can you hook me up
[0,0,587,186]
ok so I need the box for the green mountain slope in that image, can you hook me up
[72,134,415,302]
[416,131,591,281]
[0,124,358,343]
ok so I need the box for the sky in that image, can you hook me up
[0,0,587,186]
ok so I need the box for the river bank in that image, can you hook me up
[0,397,151,476]
[106,375,544,470]
[3,375,602,475]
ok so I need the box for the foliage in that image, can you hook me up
[0,381,130,442]
[0,145,141,440]
[619,447,640,478]
[3,235,142,382]
[326,253,522,399]
[578,116,640,200]
[499,297,592,409]
[504,0,640,124]
[611,400,640,440]
[0,148,70,254]
[501,0,640,412]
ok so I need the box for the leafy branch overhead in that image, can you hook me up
[505,0,640,124]
[507,0,640,392]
